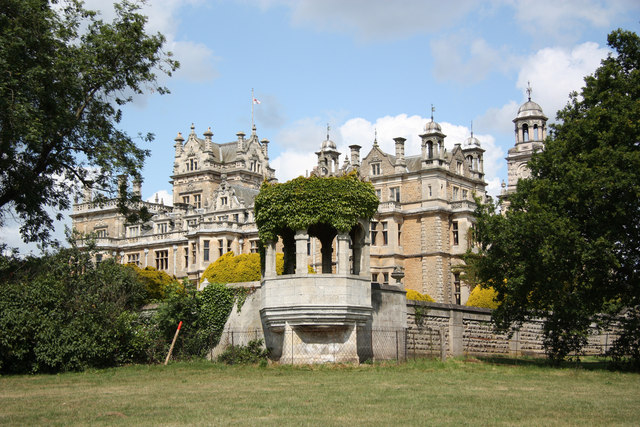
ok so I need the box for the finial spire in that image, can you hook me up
[470,120,474,138]
[374,128,378,146]
[430,104,435,122]
[326,123,330,140]
[190,123,195,134]
[526,81,532,101]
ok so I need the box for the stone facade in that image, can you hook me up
[71,124,274,281]
[74,102,564,304]
[310,119,487,304]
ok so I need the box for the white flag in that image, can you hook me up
[253,98,261,104]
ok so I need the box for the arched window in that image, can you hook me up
[533,124,539,140]
[427,141,433,158]
[523,124,529,142]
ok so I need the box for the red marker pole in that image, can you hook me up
[164,321,183,366]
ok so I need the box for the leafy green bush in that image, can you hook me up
[217,339,269,365]
[466,285,499,309]
[200,251,284,284]
[0,248,148,374]
[254,172,379,243]
[405,289,435,302]
[154,281,235,359]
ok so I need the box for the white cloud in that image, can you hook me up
[431,33,517,84]
[275,117,331,152]
[476,100,519,135]
[508,0,637,44]
[248,0,477,40]
[516,41,609,120]
[76,0,217,85]
[271,151,318,182]
[146,190,173,206]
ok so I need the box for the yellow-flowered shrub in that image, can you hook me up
[465,285,499,309]
[405,289,435,302]
[200,251,285,284]
[127,265,183,301]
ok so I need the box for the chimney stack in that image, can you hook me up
[349,145,361,167]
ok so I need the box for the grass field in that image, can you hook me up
[1,357,638,426]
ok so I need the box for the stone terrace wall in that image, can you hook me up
[407,301,619,358]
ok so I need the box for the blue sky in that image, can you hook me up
[4,0,640,254]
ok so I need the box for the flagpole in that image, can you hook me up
[251,88,254,130]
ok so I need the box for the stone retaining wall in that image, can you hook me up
[407,301,620,358]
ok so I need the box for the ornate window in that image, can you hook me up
[370,221,378,246]
[203,240,210,262]
[390,187,400,203]
[382,221,388,245]
[452,221,459,246]
[155,250,169,270]
[126,253,140,266]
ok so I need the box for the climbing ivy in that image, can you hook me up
[254,172,379,243]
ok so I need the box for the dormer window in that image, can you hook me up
[126,225,139,237]
[157,222,168,234]
[371,163,381,176]
[220,196,228,206]
[457,161,463,174]
[187,158,198,171]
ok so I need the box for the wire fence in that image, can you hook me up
[211,328,414,364]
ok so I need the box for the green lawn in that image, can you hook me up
[1,358,638,426]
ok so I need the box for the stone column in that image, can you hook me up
[144,248,149,268]
[320,241,333,274]
[361,224,371,277]
[172,245,178,276]
[295,230,309,275]
[264,240,277,278]
[337,232,350,275]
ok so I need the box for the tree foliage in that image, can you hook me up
[0,0,178,244]
[473,29,640,363]
[254,172,379,243]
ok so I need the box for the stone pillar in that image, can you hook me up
[320,240,333,274]
[172,245,178,276]
[448,308,463,357]
[264,241,277,278]
[295,230,309,275]
[361,226,371,277]
[144,248,149,268]
[261,138,269,159]
[337,232,350,275]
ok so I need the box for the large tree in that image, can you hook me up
[474,29,640,363]
[0,0,178,244]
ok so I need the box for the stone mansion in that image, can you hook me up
[71,97,547,304]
